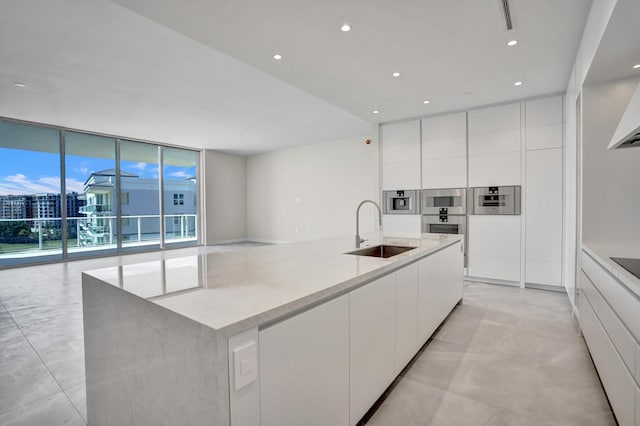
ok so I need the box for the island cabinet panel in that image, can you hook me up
[349,273,396,425]
[394,262,419,375]
[259,295,350,426]
[417,254,437,345]
[417,243,464,346]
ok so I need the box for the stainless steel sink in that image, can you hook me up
[345,244,416,258]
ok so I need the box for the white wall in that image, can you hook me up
[582,77,640,246]
[563,0,618,307]
[246,136,377,243]
[204,150,247,244]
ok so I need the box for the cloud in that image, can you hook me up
[0,174,85,195]
[129,162,147,172]
[65,178,85,193]
[169,170,191,179]
[0,174,61,195]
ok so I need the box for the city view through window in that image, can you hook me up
[0,120,199,267]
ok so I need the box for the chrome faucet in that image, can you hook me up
[355,200,382,248]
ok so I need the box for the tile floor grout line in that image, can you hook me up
[61,386,87,425]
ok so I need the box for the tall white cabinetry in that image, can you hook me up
[467,102,522,282]
[525,96,563,287]
[468,103,521,187]
[421,112,467,189]
[381,120,421,236]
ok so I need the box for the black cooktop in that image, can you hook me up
[611,257,640,280]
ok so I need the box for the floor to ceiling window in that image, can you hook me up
[119,140,161,252]
[65,132,117,258]
[0,118,201,268]
[0,121,63,266]
[162,147,198,247]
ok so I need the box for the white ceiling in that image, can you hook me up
[0,0,593,154]
[585,0,640,84]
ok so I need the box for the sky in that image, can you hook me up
[0,148,196,196]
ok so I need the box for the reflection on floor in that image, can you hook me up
[363,282,616,426]
[0,252,615,426]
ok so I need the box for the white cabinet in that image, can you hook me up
[381,120,421,190]
[259,296,349,426]
[259,241,463,426]
[421,112,467,189]
[580,251,640,426]
[525,96,563,150]
[525,148,562,286]
[349,274,396,425]
[394,262,419,374]
[578,279,636,426]
[468,215,521,282]
[468,103,521,186]
[418,243,464,344]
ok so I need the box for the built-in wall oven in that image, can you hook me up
[383,190,420,215]
[422,188,467,215]
[422,188,467,266]
[471,186,521,215]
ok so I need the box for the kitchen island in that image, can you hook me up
[82,233,463,426]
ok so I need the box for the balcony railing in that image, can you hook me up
[79,204,112,214]
[0,214,198,262]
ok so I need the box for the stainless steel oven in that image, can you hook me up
[422,214,467,266]
[383,190,420,215]
[471,186,521,215]
[422,188,467,216]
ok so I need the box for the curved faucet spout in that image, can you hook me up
[355,200,382,248]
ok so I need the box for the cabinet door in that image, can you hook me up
[525,148,562,286]
[260,296,349,426]
[382,120,421,189]
[422,112,467,189]
[394,262,418,375]
[417,254,437,345]
[435,243,464,313]
[350,274,396,425]
[468,103,521,155]
[468,103,521,186]
[525,96,563,150]
[468,215,521,282]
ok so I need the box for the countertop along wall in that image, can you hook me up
[246,136,378,243]
[582,76,640,248]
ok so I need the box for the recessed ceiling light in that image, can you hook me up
[507,40,518,47]
[514,81,523,86]
[372,110,380,114]
[13,82,26,88]
[392,72,400,78]
[633,64,640,69]
[273,54,282,60]
[423,100,430,104]
[341,24,351,32]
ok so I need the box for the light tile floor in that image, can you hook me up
[364,282,616,426]
[0,249,615,426]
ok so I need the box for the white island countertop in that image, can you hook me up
[84,233,462,335]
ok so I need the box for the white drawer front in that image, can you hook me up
[581,272,636,374]
[582,252,640,343]
[579,291,636,426]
